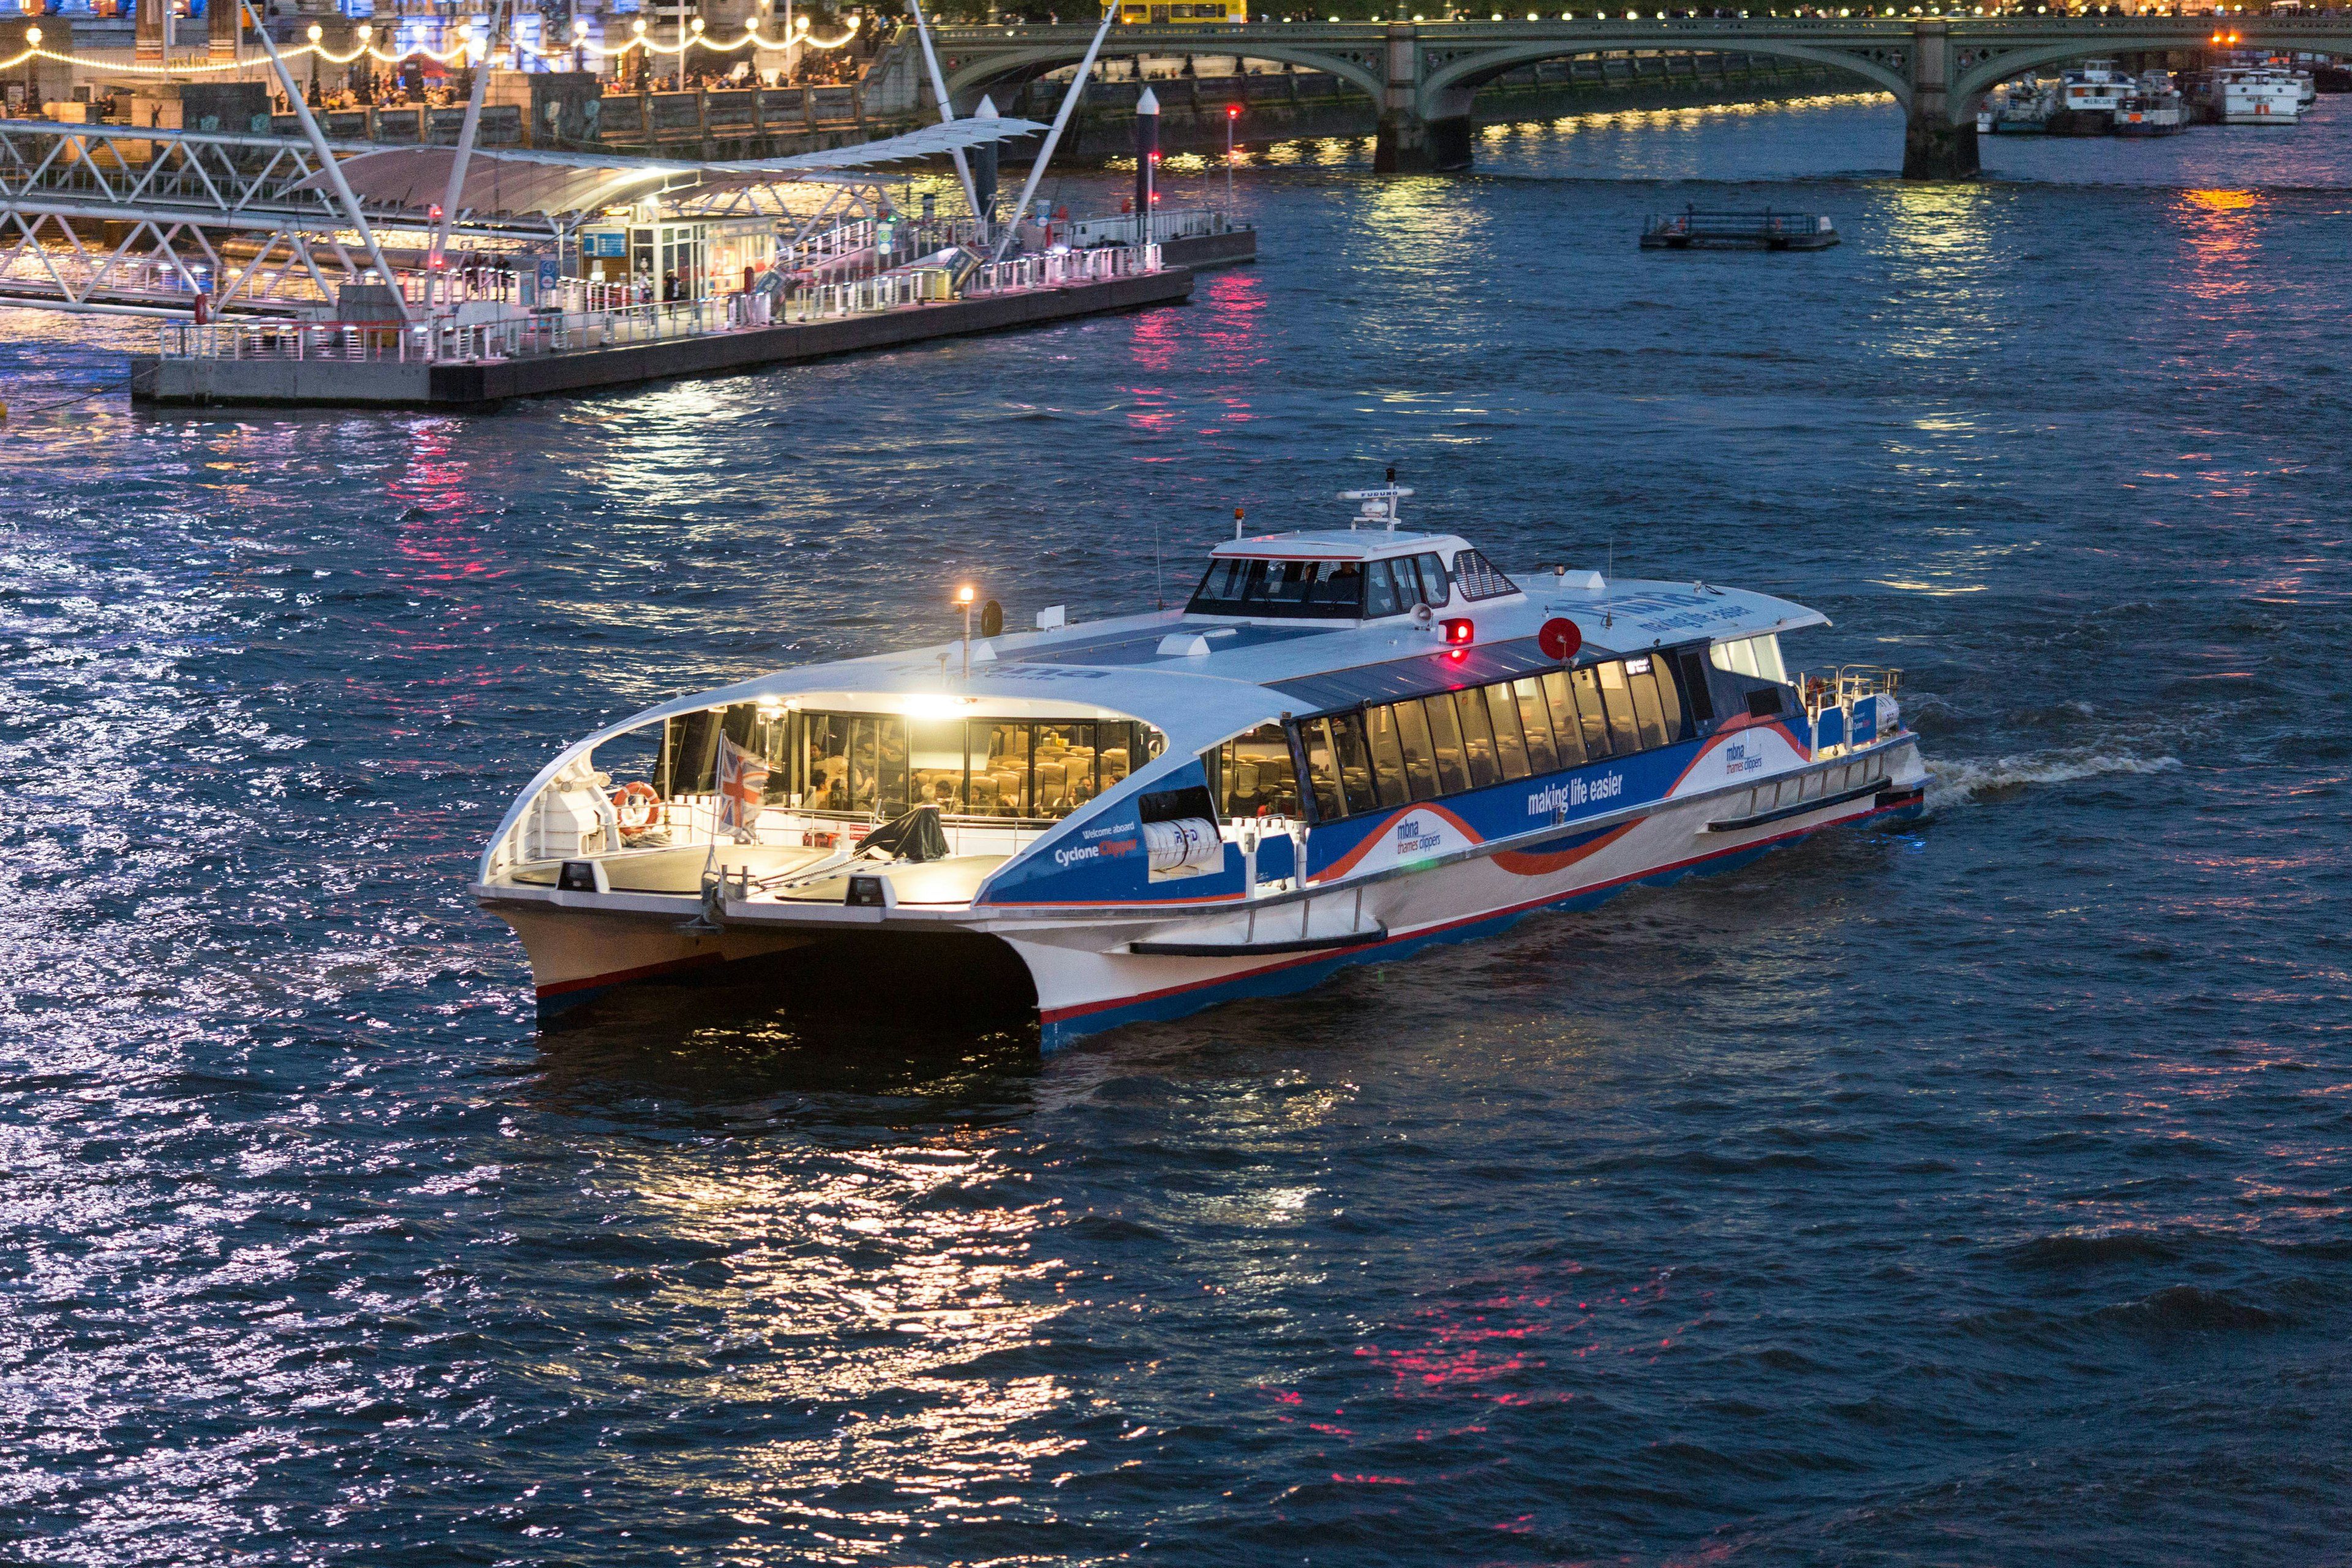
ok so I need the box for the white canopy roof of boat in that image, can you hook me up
[292,116,1047,219]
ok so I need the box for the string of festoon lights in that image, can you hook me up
[0,13,858,77]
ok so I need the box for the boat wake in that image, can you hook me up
[1924,747,2182,811]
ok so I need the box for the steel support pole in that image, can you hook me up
[990,0,1116,263]
[904,0,982,224]
[241,0,410,323]
[434,2,503,276]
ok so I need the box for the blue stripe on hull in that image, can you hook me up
[1039,796,1922,1051]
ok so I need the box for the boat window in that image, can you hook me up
[1452,549,1520,601]
[1392,700,1439,801]
[1033,723,1101,818]
[1542,670,1586,767]
[1301,718,1346,821]
[1673,649,1716,726]
[1218,723,1298,818]
[1416,552,1452,608]
[1364,704,1412,807]
[1328,710,1381,815]
[1623,657,1671,750]
[1596,663,1643,755]
[772,715,1161,822]
[971,722,1033,817]
[1485,682,1532,781]
[658,708,726,796]
[908,719,967,812]
[1569,666,1613,760]
[1708,633,1787,684]
[1453,687,1500,790]
[1363,560,1403,618]
[1186,557,1365,620]
[1514,677,1559,774]
[1422,695,1471,796]
[1650,654,1686,738]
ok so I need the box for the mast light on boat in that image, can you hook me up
[955,584,976,606]
[1442,617,1475,646]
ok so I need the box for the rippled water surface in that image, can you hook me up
[2,96,2349,1565]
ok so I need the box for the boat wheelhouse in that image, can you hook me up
[473,482,1929,1048]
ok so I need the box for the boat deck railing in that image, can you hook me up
[1801,665,1903,755]
[151,244,1164,366]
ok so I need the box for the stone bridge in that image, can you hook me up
[929,15,2352,178]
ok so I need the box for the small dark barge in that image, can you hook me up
[1640,208,1841,252]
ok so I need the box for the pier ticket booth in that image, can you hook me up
[578,219,772,298]
[575,220,709,300]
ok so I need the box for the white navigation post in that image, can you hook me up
[903,0,983,227]
[990,0,1117,263]
[241,0,410,324]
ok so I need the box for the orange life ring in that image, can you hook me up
[611,780,664,834]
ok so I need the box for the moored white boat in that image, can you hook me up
[472,482,1928,1049]
[2056,59,2133,133]
[2217,66,2302,124]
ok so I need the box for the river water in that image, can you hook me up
[1,95,2346,1564]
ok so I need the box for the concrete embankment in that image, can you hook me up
[1009,59,1861,164]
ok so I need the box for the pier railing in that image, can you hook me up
[1064,209,1249,249]
[151,244,1166,366]
[967,244,1162,298]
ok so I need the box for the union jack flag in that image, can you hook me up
[717,735,769,835]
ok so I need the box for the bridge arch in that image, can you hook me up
[941,42,1387,113]
[1417,34,1911,114]
[1953,32,2343,116]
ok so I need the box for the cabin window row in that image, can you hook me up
[659,707,1164,823]
[1297,656,1687,820]
[1185,548,1522,622]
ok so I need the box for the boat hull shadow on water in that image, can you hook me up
[473,483,1928,1050]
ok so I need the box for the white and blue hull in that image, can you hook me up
[479,719,1925,1049]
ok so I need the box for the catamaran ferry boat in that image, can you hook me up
[472,482,1927,1048]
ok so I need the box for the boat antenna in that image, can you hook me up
[1336,466,1412,532]
[1153,511,1165,611]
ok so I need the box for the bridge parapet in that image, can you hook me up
[933,15,2352,178]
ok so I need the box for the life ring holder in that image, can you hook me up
[611,780,665,835]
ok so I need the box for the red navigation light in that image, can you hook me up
[1442,617,1475,646]
[428,203,443,222]
[1227,104,1240,118]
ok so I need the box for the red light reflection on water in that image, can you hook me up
[345,424,519,757]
